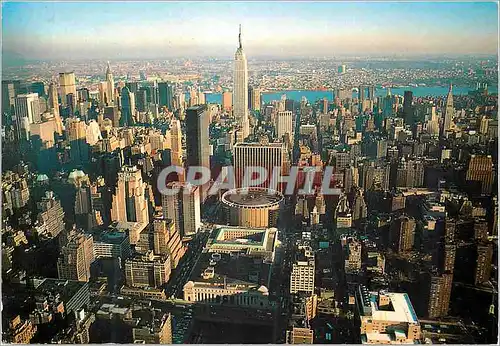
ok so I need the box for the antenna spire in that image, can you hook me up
[238,24,242,49]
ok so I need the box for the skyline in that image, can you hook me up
[2,1,499,61]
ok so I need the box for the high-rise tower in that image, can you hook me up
[105,61,115,104]
[185,105,210,199]
[233,25,250,139]
[48,82,63,135]
[111,165,150,224]
[170,118,183,168]
[59,72,77,110]
[443,83,454,132]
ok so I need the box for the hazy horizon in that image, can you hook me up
[2,2,499,62]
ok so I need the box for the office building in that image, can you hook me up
[161,182,201,238]
[36,191,65,238]
[66,117,89,164]
[276,110,293,141]
[233,142,284,189]
[4,315,37,344]
[233,25,250,139]
[152,216,185,269]
[120,86,135,126]
[249,86,261,111]
[103,106,120,127]
[222,91,232,111]
[342,236,362,273]
[2,80,17,117]
[48,82,63,135]
[93,230,132,259]
[356,286,421,344]
[105,61,115,104]
[170,118,183,168]
[59,72,77,109]
[57,230,95,282]
[183,251,273,310]
[390,216,416,253]
[335,192,352,229]
[206,225,278,262]
[290,246,315,295]
[402,90,413,125]
[31,81,45,97]
[286,327,314,344]
[475,243,493,285]
[466,155,494,195]
[14,93,40,139]
[185,105,210,198]
[132,310,172,344]
[33,278,90,319]
[427,273,453,318]
[352,188,367,221]
[443,84,454,132]
[158,82,173,110]
[111,165,150,224]
[124,250,171,288]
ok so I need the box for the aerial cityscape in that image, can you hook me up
[1,1,498,344]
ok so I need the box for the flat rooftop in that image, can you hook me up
[95,230,128,244]
[189,252,271,288]
[35,278,88,302]
[366,292,418,324]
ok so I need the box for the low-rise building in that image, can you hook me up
[356,286,421,344]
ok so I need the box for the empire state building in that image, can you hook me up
[233,25,250,140]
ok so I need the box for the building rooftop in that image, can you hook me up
[361,290,418,324]
[189,252,271,289]
[95,230,129,244]
[222,188,283,208]
[34,278,88,303]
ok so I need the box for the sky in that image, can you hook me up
[2,1,499,60]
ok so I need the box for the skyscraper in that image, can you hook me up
[252,87,261,111]
[14,93,40,139]
[428,273,453,318]
[443,83,454,132]
[48,82,63,135]
[170,119,183,168]
[290,245,315,295]
[158,82,173,110]
[475,243,493,285]
[152,216,185,269]
[352,188,367,221]
[222,91,233,112]
[233,25,250,139]
[403,90,413,125]
[185,105,210,199]
[276,110,293,141]
[105,61,115,104]
[2,80,17,117]
[66,117,89,164]
[36,190,65,238]
[161,182,201,238]
[57,230,95,282]
[111,165,150,224]
[390,216,416,253]
[59,72,77,109]
[466,155,494,195]
[120,86,135,126]
[233,142,284,189]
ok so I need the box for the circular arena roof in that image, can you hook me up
[221,187,284,209]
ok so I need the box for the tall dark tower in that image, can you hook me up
[120,87,134,126]
[185,105,210,200]
[403,90,413,125]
